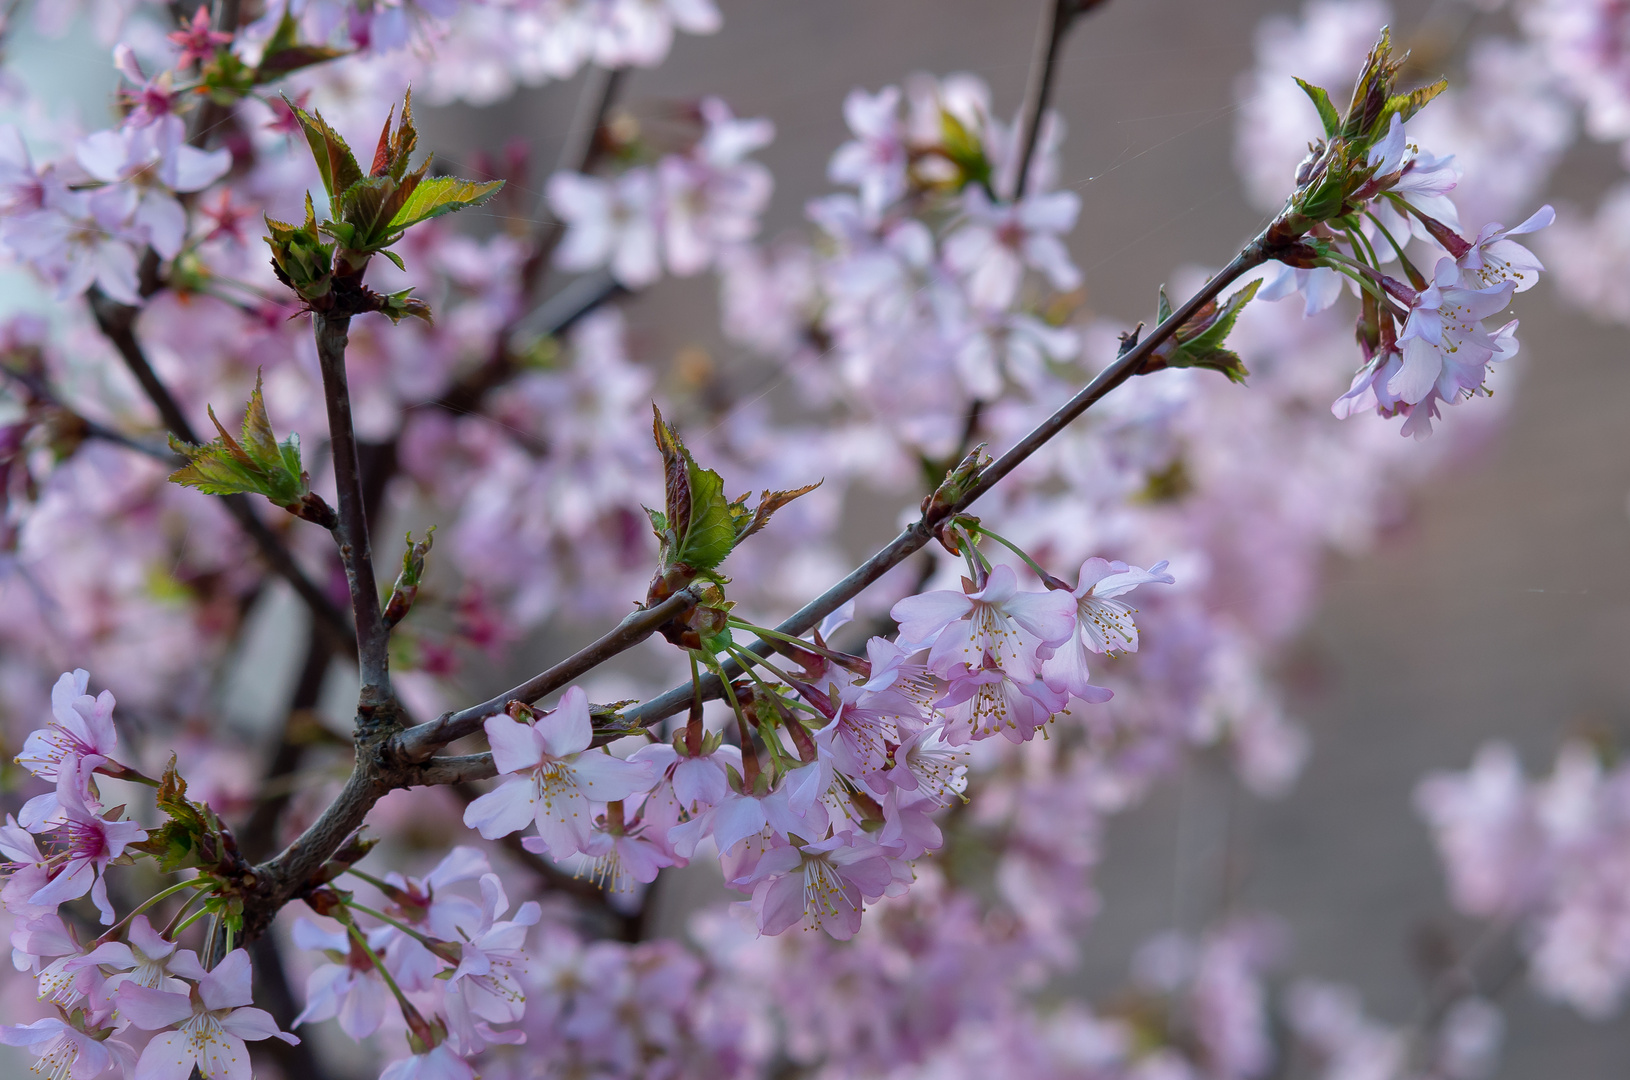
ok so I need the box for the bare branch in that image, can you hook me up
[313,314,392,710]
[1014,0,1112,198]
[394,584,707,761]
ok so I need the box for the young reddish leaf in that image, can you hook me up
[736,481,823,542]
[287,96,362,202]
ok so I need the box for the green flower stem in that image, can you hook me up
[342,895,447,953]
[724,619,849,663]
[1364,211,1427,290]
[686,652,705,756]
[96,877,210,946]
[711,658,761,786]
[1319,253,1401,313]
[343,867,394,894]
[162,887,209,938]
[1343,224,1382,274]
[721,642,813,697]
[172,905,211,939]
[341,914,417,1020]
[967,524,1058,586]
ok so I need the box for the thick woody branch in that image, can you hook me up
[394,584,707,761]
[624,239,1269,727]
[313,314,391,709]
[87,291,354,648]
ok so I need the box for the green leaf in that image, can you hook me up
[1183,278,1260,358]
[652,406,692,544]
[368,93,419,181]
[1379,77,1447,131]
[677,456,736,573]
[1295,77,1341,138]
[937,108,992,191]
[1140,279,1261,385]
[387,175,505,232]
[1156,286,1174,325]
[168,371,314,509]
[265,193,335,302]
[335,174,401,247]
[378,287,433,325]
[287,96,362,202]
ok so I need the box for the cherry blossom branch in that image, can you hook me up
[86,289,355,648]
[313,313,392,711]
[235,233,1269,946]
[1013,0,1110,197]
[395,583,709,760]
[622,236,1270,727]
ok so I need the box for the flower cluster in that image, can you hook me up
[0,670,300,1080]
[547,97,773,287]
[464,545,1170,941]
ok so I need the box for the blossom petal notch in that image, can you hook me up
[168,370,336,528]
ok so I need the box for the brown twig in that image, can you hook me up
[395,584,707,761]
[1013,0,1111,198]
[313,314,392,711]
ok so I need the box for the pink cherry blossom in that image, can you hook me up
[1457,204,1555,292]
[1042,558,1173,703]
[877,723,968,807]
[892,563,1078,685]
[936,664,1068,744]
[28,782,146,925]
[1391,257,1516,407]
[0,815,54,919]
[659,98,773,276]
[462,686,657,858]
[118,948,297,1080]
[0,1014,136,1080]
[548,168,662,287]
[444,874,540,1046]
[829,85,909,214]
[290,918,393,1040]
[167,6,232,68]
[16,670,120,830]
[379,1043,476,1080]
[670,755,832,859]
[746,832,897,939]
[942,186,1082,311]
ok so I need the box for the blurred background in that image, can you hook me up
[8,0,1630,1074]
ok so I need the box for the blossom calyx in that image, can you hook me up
[920,444,990,541]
